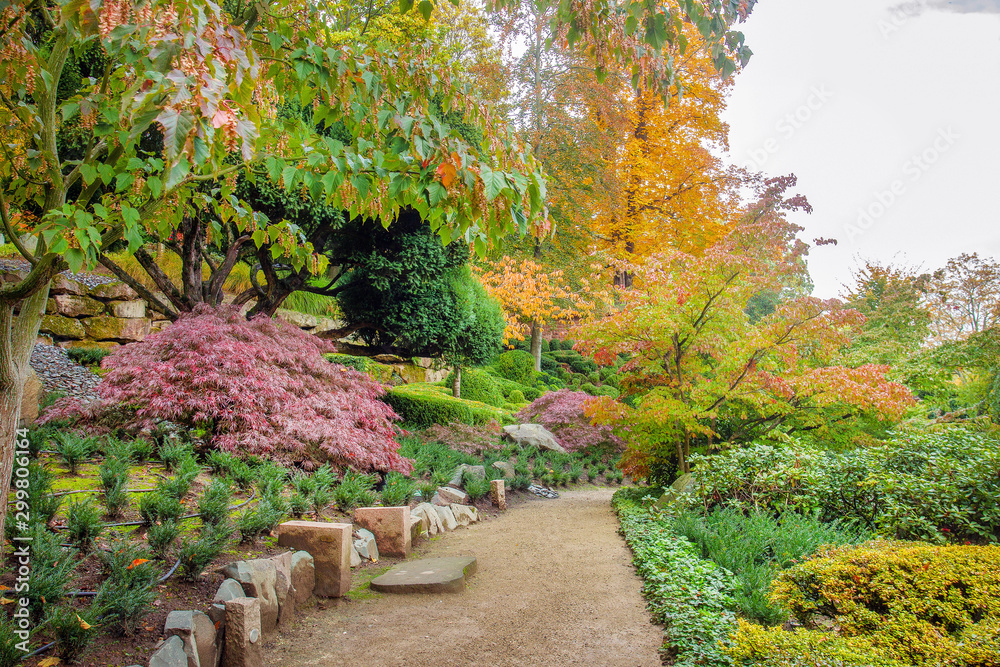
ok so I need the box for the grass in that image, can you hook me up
[345,565,391,602]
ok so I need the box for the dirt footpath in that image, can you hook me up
[263,487,663,667]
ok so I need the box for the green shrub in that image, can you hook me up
[255,462,288,499]
[770,540,1000,665]
[539,353,558,373]
[148,519,181,556]
[417,481,438,501]
[672,507,869,625]
[47,603,99,663]
[66,499,104,551]
[157,439,194,472]
[198,478,233,526]
[23,463,62,527]
[325,353,373,373]
[333,470,378,511]
[178,523,231,580]
[138,492,184,526]
[489,350,537,385]
[159,455,201,499]
[356,487,378,509]
[0,614,26,667]
[381,471,415,507]
[93,537,161,635]
[99,455,131,518]
[612,490,736,666]
[237,498,285,543]
[540,339,550,352]
[225,459,256,491]
[52,432,94,474]
[462,471,490,501]
[205,450,238,475]
[385,383,512,427]
[66,346,113,367]
[25,424,57,456]
[131,437,155,461]
[311,485,333,517]
[507,389,526,404]
[725,619,904,667]
[445,368,505,407]
[289,492,310,517]
[26,524,78,619]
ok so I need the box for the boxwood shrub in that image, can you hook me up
[384,384,512,427]
[489,350,537,386]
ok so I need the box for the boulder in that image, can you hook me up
[289,551,315,605]
[223,597,263,667]
[209,578,245,629]
[108,299,147,318]
[353,506,411,557]
[653,473,697,511]
[448,464,486,489]
[276,308,318,329]
[219,560,279,637]
[18,368,42,426]
[88,281,137,300]
[411,503,442,536]
[503,424,566,452]
[450,504,478,527]
[49,273,87,295]
[39,314,85,339]
[491,461,516,479]
[410,513,427,543]
[163,610,217,667]
[353,528,379,562]
[350,540,361,567]
[267,551,295,626]
[435,486,469,505]
[47,294,104,317]
[435,505,458,531]
[82,315,150,342]
[149,635,189,667]
[277,521,352,597]
[490,479,507,510]
[59,339,120,352]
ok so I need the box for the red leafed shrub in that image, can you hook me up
[55,306,411,473]
[515,389,625,453]
[420,421,505,456]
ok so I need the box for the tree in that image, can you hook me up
[926,253,1000,343]
[575,185,913,482]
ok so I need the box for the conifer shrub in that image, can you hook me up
[419,421,504,456]
[462,472,490,501]
[380,471,415,507]
[96,538,160,636]
[237,498,285,543]
[147,520,181,556]
[52,432,94,474]
[198,478,233,527]
[64,306,411,473]
[516,390,625,453]
[178,522,231,580]
[26,524,77,619]
[47,604,99,663]
[66,499,104,551]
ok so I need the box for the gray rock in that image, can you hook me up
[409,515,424,543]
[164,610,217,667]
[435,486,469,505]
[209,578,245,628]
[290,551,315,604]
[435,505,458,531]
[447,464,486,488]
[268,551,295,626]
[350,540,362,567]
[450,504,478,527]
[503,424,566,452]
[653,473,696,511]
[108,298,147,318]
[354,528,379,561]
[370,557,477,594]
[491,461,516,479]
[219,560,279,637]
[149,635,189,667]
[411,503,443,536]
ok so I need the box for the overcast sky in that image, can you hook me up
[722,0,1000,298]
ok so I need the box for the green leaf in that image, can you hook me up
[399,0,414,12]
[480,165,505,202]
[65,248,85,274]
[155,109,194,162]
[251,228,267,247]
[164,159,190,191]
[418,0,433,20]
[281,165,298,191]
[147,176,163,199]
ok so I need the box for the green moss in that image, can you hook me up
[345,565,391,601]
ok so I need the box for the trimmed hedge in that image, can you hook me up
[490,349,537,386]
[767,540,1000,666]
[445,368,505,407]
[384,383,512,427]
[324,353,400,384]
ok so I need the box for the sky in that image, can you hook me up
[721,0,1000,298]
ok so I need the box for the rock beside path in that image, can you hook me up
[369,557,477,594]
[503,424,566,452]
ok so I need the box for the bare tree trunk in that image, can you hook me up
[0,285,49,551]
[529,320,543,372]
[451,365,462,399]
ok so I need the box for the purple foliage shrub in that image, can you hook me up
[515,389,625,452]
[44,306,411,473]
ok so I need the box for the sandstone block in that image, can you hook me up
[435,486,469,505]
[47,294,104,317]
[219,560,279,637]
[435,505,458,531]
[59,339,120,352]
[209,578,245,629]
[277,521,351,597]
[411,503,443,536]
[108,299,147,318]
[39,314,85,339]
[451,504,478,526]
[50,273,87,295]
[164,610,217,667]
[353,506,411,558]
[491,479,507,510]
[88,280,137,300]
[82,315,150,341]
[222,597,262,667]
[290,551,315,605]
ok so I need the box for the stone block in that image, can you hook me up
[82,315,151,342]
[108,299,147,318]
[435,505,458,531]
[151,320,171,333]
[435,486,469,505]
[88,280,137,300]
[290,551,315,605]
[276,308,317,329]
[209,578,245,629]
[50,273,87,295]
[451,504,478,526]
[276,521,352,597]
[164,610,217,667]
[223,597,263,667]
[39,314,85,339]
[350,540,361,567]
[150,635,189,667]
[47,293,104,317]
[353,506,411,558]
[503,424,566,452]
[409,515,424,543]
[353,528,379,562]
[448,464,486,488]
[59,339,120,352]
[491,479,507,510]
[267,551,295,626]
[219,560,279,637]
[491,461,516,479]
[412,502,443,535]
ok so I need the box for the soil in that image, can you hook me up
[263,486,664,667]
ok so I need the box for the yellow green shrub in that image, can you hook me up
[724,619,903,667]
[768,540,1000,665]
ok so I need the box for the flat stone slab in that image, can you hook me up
[369,557,477,594]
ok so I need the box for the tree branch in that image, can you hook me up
[98,255,178,321]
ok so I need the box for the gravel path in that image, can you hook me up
[30,343,102,403]
[264,487,663,667]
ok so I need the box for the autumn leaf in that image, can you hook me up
[436,162,457,188]
[77,615,92,630]
[0,597,14,605]
[127,558,151,570]
[38,658,61,667]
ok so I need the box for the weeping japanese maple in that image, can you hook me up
[92,306,410,473]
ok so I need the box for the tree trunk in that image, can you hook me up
[0,285,49,552]
[529,320,543,372]
[451,365,462,398]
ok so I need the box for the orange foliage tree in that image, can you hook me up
[575,178,914,483]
